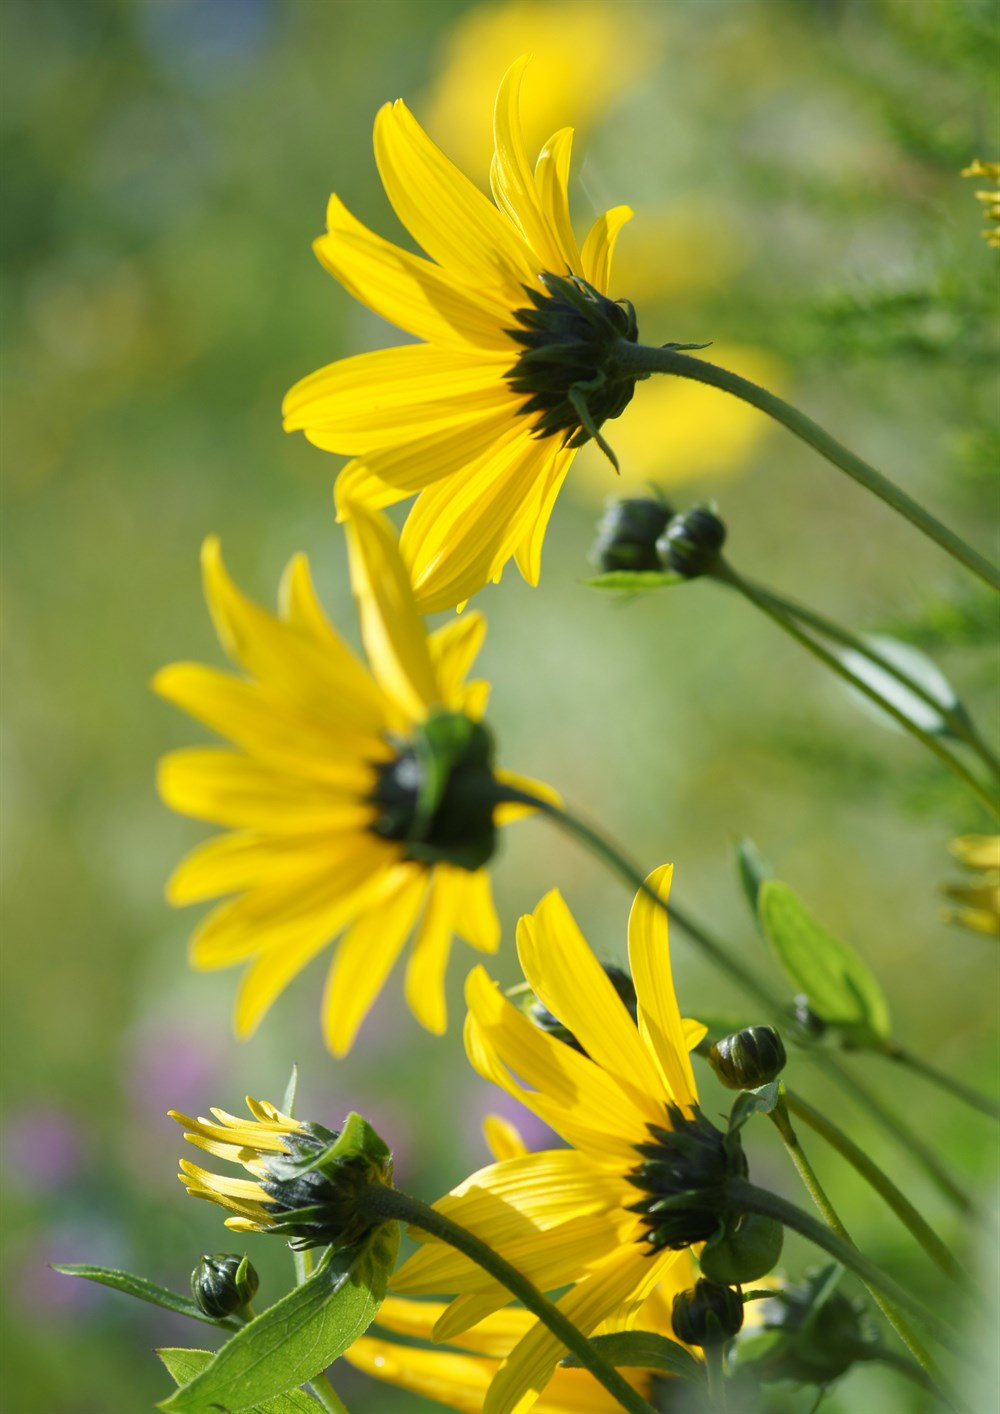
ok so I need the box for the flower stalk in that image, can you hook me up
[609,342,1000,591]
[358,1184,658,1414]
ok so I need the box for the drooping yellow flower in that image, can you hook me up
[155,504,551,1055]
[392,866,708,1413]
[962,160,1000,247]
[942,834,1000,936]
[170,1097,394,1250]
[283,56,639,612]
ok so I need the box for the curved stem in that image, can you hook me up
[501,786,784,1017]
[768,1098,939,1378]
[783,1090,964,1282]
[612,343,1000,590]
[703,1344,727,1410]
[726,1179,958,1350]
[739,579,1000,782]
[883,1041,1000,1121]
[361,1186,657,1414]
[712,560,1000,817]
[815,1053,972,1213]
[306,1372,349,1414]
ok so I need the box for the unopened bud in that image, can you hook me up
[591,498,673,573]
[709,1026,787,1091]
[672,1279,744,1348]
[656,508,726,577]
[191,1252,259,1319]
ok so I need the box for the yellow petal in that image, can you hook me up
[490,57,570,275]
[157,747,374,831]
[322,866,428,1056]
[453,868,501,953]
[533,127,582,274]
[374,98,535,293]
[427,611,487,708]
[627,865,699,1108]
[283,343,515,455]
[316,196,513,351]
[493,767,562,825]
[483,1114,527,1162]
[510,442,576,587]
[343,503,439,722]
[167,830,371,905]
[580,206,633,294]
[404,867,457,1035]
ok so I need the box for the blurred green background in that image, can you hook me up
[3,0,998,1409]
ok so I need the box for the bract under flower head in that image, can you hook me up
[282,55,637,612]
[154,503,553,1055]
[391,866,709,1414]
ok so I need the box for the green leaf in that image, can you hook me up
[837,634,962,737]
[736,837,773,918]
[156,1350,323,1411]
[282,1065,299,1119]
[700,1212,784,1284]
[758,881,891,1043]
[561,1330,704,1384]
[583,570,685,591]
[51,1265,237,1330]
[159,1222,398,1412]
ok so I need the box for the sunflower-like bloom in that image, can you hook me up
[155,504,550,1055]
[962,159,1000,247]
[283,55,639,612]
[392,865,708,1414]
[170,1097,392,1249]
[942,834,1000,936]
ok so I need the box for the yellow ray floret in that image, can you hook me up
[391,866,707,1413]
[155,503,552,1055]
[283,56,637,612]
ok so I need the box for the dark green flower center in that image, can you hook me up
[626,1103,747,1253]
[506,274,640,463]
[259,1115,392,1251]
[369,710,499,872]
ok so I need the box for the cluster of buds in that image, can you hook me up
[592,498,728,578]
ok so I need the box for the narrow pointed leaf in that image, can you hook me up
[156,1350,322,1411]
[51,1265,237,1330]
[736,837,773,917]
[585,570,685,591]
[758,881,891,1042]
[838,634,961,737]
[562,1330,704,1384]
[159,1222,398,1412]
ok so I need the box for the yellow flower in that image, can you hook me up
[942,834,1000,936]
[962,160,1000,247]
[392,866,708,1413]
[170,1097,393,1250]
[155,504,550,1055]
[283,55,638,612]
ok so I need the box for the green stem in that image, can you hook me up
[783,1090,964,1282]
[816,1054,973,1213]
[502,786,785,1017]
[768,1098,939,1378]
[726,1178,958,1349]
[738,579,1000,782]
[703,1344,727,1410]
[882,1041,1000,1121]
[712,560,1000,817]
[612,343,1000,590]
[361,1186,657,1414]
[306,1372,350,1414]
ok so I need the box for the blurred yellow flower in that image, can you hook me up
[283,56,641,612]
[942,834,1000,936]
[962,160,1000,248]
[424,0,659,176]
[155,504,550,1055]
[573,341,785,503]
[392,867,706,1413]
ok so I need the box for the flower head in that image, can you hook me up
[391,866,708,1413]
[283,56,638,612]
[155,504,551,1054]
[170,1098,392,1250]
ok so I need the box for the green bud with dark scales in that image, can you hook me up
[370,710,499,872]
[672,1278,745,1348]
[258,1113,393,1252]
[626,1104,749,1252]
[191,1253,259,1319]
[738,1267,874,1385]
[656,507,727,578]
[506,273,642,466]
[710,1026,788,1091]
[591,498,675,573]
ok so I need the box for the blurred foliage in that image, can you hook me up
[2,0,997,1411]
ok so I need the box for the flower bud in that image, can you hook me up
[590,498,674,573]
[191,1252,259,1319]
[672,1279,744,1348]
[709,1026,787,1091]
[738,1267,871,1384]
[627,1104,748,1251]
[656,507,726,578]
